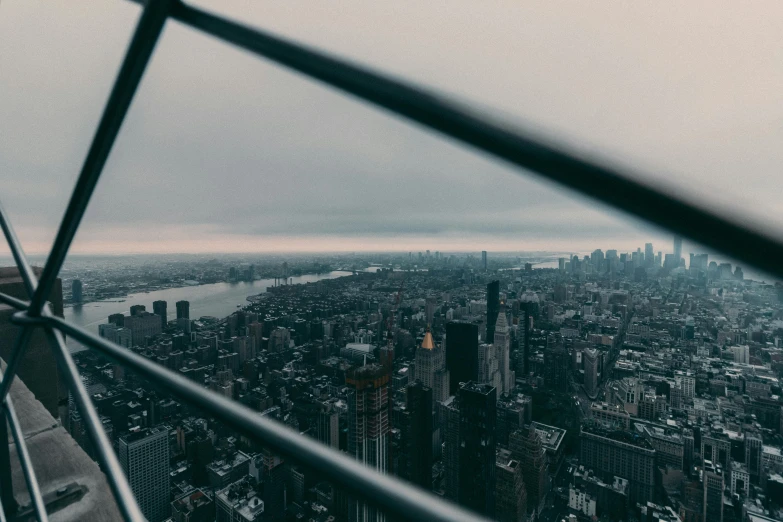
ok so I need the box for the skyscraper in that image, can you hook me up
[482,250,487,270]
[414,327,449,402]
[745,433,762,484]
[445,321,479,392]
[493,307,513,395]
[486,280,500,343]
[152,300,167,330]
[346,364,390,522]
[440,395,460,502]
[404,382,433,490]
[458,382,496,518]
[317,401,339,450]
[516,304,533,379]
[583,348,599,399]
[176,300,190,320]
[119,426,170,522]
[645,243,654,267]
[72,278,83,303]
[544,345,570,392]
[495,450,527,522]
[674,236,683,266]
[478,342,501,393]
[510,426,547,517]
[703,460,723,522]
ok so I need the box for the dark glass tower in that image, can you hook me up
[152,300,167,330]
[404,382,433,490]
[176,300,190,320]
[458,382,496,518]
[445,321,479,392]
[517,303,533,378]
[544,344,570,392]
[72,279,83,303]
[486,280,500,343]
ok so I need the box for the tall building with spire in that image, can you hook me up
[346,364,391,522]
[478,342,501,393]
[414,327,449,403]
[494,307,514,396]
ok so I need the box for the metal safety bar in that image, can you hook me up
[1,0,782,520]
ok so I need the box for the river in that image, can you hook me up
[63,271,351,353]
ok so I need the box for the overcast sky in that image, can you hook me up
[1,1,781,256]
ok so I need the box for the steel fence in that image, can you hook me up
[1,0,781,521]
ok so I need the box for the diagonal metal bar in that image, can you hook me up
[133,0,783,281]
[0,192,144,522]
[0,293,27,311]
[0,201,37,298]
[28,0,175,316]
[0,200,40,420]
[43,328,144,522]
[48,315,489,522]
[2,374,49,522]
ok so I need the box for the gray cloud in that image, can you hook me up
[1,1,781,254]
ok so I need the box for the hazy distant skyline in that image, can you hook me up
[2,1,781,256]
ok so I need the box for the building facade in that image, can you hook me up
[119,426,171,522]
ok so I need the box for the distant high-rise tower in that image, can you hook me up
[482,251,487,270]
[152,300,167,330]
[346,364,390,522]
[446,322,479,392]
[176,300,190,320]
[494,308,513,396]
[119,427,170,522]
[72,279,83,303]
[486,280,500,343]
[583,348,599,399]
[674,236,683,266]
[458,382,496,518]
[645,243,654,267]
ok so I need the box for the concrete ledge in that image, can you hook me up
[4,359,122,521]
